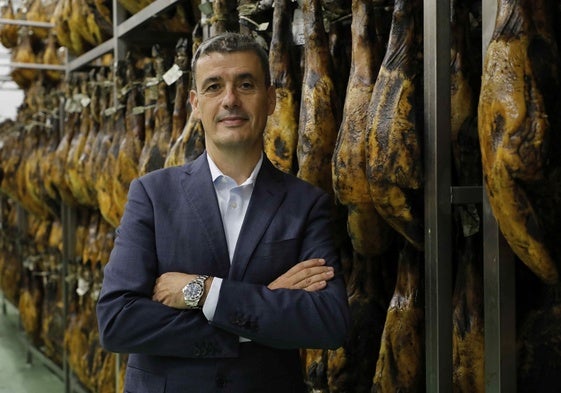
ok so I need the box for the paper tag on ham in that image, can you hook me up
[163,64,183,86]
[292,8,305,46]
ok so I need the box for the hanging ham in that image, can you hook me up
[332,0,393,257]
[478,0,561,284]
[365,0,424,251]
[263,0,299,174]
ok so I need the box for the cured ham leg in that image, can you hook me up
[478,0,561,284]
[332,0,393,256]
[372,242,424,392]
[366,0,424,251]
[297,0,339,194]
[263,0,299,173]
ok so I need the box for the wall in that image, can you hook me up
[0,41,24,120]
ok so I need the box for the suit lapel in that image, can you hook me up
[229,159,286,280]
[181,154,230,277]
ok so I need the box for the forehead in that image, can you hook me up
[195,51,265,83]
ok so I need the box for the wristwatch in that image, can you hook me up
[182,275,209,309]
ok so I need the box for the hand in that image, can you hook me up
[153,272,212,309]
[268,258,334,292]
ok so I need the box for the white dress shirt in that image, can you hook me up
[202,153,262,341]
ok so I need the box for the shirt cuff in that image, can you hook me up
[201,277,251,343]
[202,277,222,321]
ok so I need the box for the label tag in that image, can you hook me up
[76,277,90,297]
[199,1,213,16]
[163,64,183,85]
[292,8,305,46]
[132,106,146,115]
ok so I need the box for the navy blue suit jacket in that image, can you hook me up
[96,153,350,392]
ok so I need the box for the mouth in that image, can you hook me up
[217,112,249,126]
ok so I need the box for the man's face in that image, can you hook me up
[190,50,276,155]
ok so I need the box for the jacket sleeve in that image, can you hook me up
[96,178,239,358]
[210,192,351,350]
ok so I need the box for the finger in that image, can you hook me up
[293,266,333,286]
[303,280,327,292]
[267,260,329,290]
[283,258,326,277]
[296,268,334,289]
[299,258,326,269]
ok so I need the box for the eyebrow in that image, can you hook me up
[201,76,221,88]
[201,72,259,88]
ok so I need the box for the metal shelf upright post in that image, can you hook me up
[423,0,453,391]
[481,1,517,392]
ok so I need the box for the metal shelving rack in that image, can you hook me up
[424,1,516,392]
[0,18,66,72]
[0,2,188,393]
[0,0,186,72]
[60,3,189,392]
[0,16,84,393]
[0,205,89,393]
[61,2,189,392]
[66,0,186,71]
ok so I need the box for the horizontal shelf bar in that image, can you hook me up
[450,186,483,205]
[21,335,65,380]
[4,291,90,393]
[6,62,65,71]
[21,329,91,393]
[0,18,54,28]
[66,39,114,71]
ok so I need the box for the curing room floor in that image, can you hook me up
[0,296,64,393]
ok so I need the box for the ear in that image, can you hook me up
[266,85,276,116]
[189,90,200,118]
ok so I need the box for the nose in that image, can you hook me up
[222,85,240,109]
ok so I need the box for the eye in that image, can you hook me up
[205,83,220,92]
[239,81,255,90]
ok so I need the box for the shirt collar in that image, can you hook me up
[207,152,263,186]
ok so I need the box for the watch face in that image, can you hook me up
[185,282,204,301]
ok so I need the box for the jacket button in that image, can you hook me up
[216,376,227,388]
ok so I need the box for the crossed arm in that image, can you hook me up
[152,258,335,309]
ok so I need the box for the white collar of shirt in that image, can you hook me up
[207,152,263,186]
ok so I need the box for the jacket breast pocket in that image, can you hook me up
[249,238,300,280]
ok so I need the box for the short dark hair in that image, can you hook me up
[191,32,271,89]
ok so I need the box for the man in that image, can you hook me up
[96,32,350,392]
